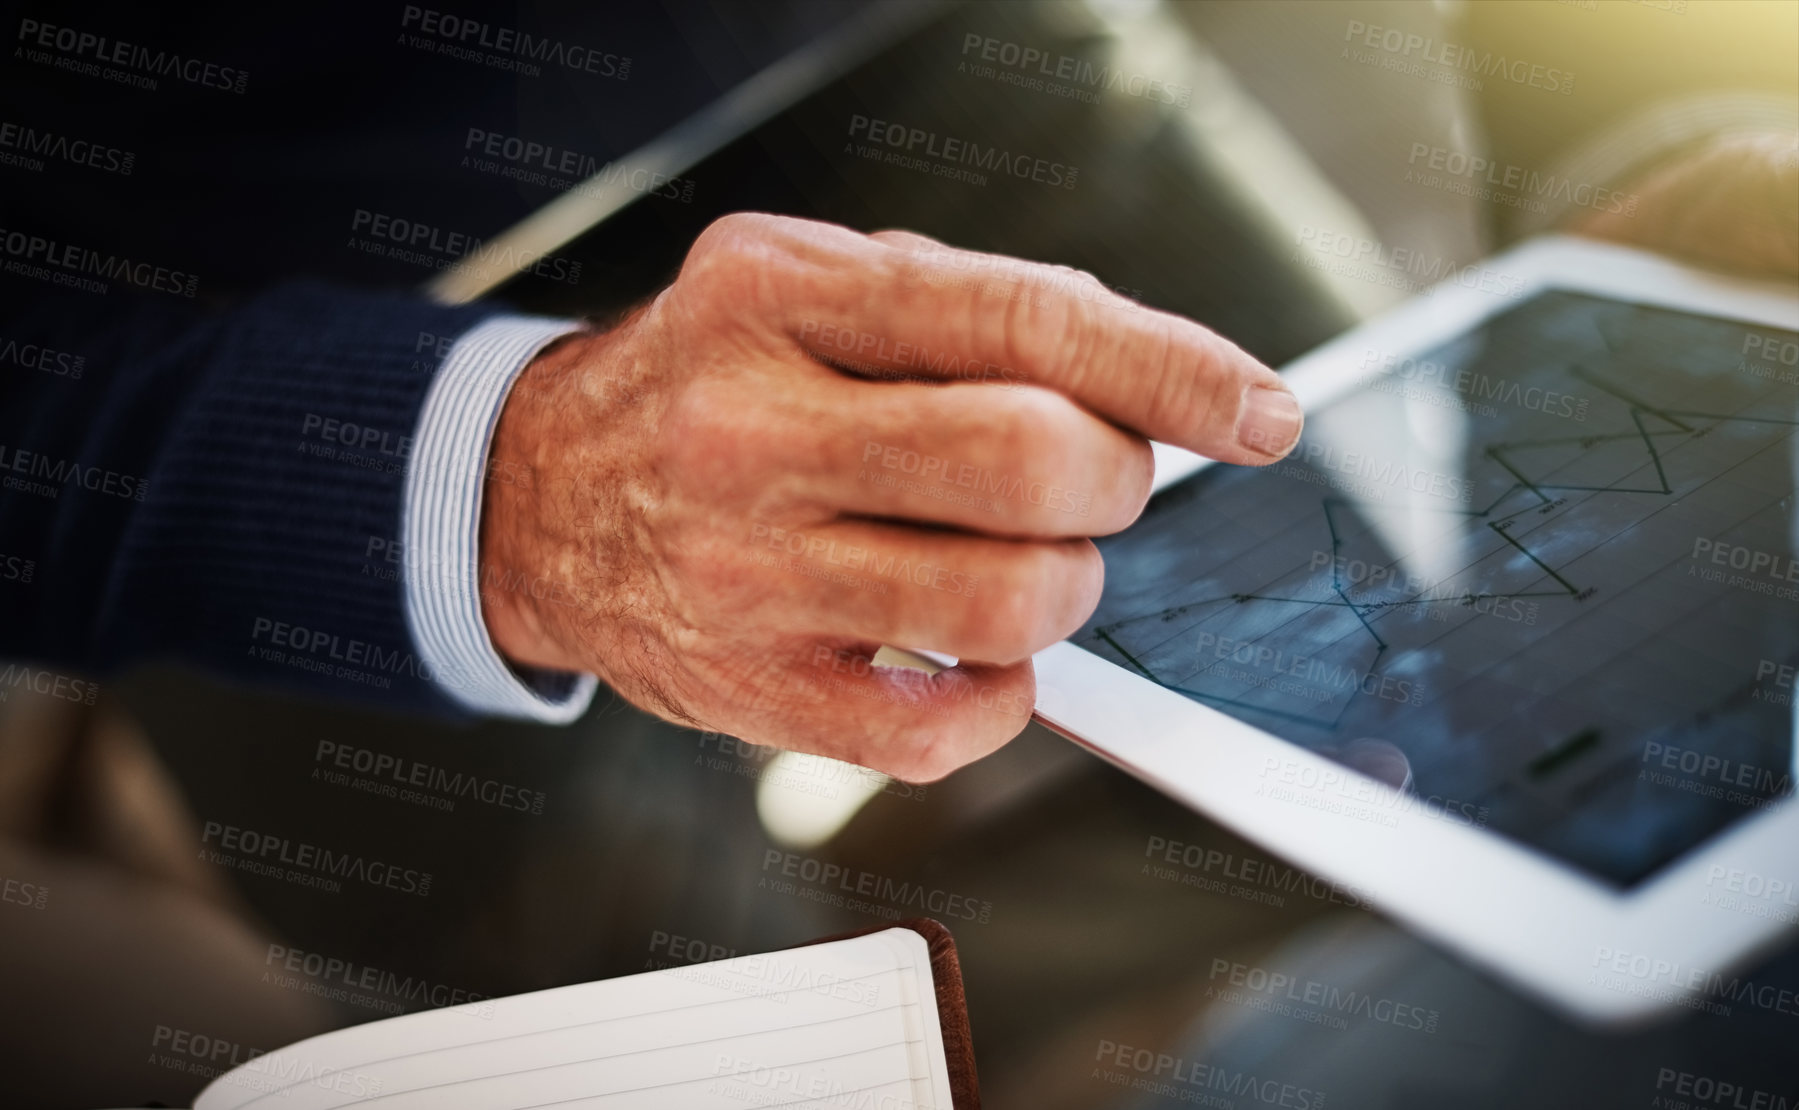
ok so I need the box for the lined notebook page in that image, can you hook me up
[193,928,953,1110]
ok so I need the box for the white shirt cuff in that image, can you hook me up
[403,315,598,723]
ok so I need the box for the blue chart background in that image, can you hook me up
[1078,290,1799,887]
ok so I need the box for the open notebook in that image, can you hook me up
[180,922,976,1110]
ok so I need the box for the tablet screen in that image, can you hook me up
[1075,289,1799,887]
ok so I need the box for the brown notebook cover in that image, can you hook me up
[802,917,981,1110]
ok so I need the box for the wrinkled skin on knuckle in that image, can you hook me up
[688,211,774,263]
[999,388,1148,535]
[733,653,906,769]
[876,713,962,784]
[1009,544,1079,655]
[658,376,784,506]
[680,214,793,323]
[1132,314,1211,436]
[1100,437,1157,534]
[609,396,766,655]
[1024,284,1102,388]
[659,527,755,629]
[1053,540,1107,638]
[706,638,813,721]
[1125,436,1156,500]
[995,386,1064,463]
[947,543,1097,663]
[953,564,1037,664]
[1066,267,1109,301]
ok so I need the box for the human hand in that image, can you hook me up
[1573,130,1799,281]
[478,213,1301,780]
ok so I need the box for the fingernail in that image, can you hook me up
[1237,385,1303,458]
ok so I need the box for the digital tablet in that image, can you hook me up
[1033,236,1799,1025]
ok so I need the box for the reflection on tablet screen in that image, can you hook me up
[1076,290,1799,887]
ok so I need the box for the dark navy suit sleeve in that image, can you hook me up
[0,283,500,712]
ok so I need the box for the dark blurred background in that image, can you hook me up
[2,1,1797,1107]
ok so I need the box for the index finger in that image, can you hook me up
[708,214,1304,465]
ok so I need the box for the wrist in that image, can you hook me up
[479,328,605,673]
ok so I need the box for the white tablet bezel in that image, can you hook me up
[1033,235,1799,1026]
